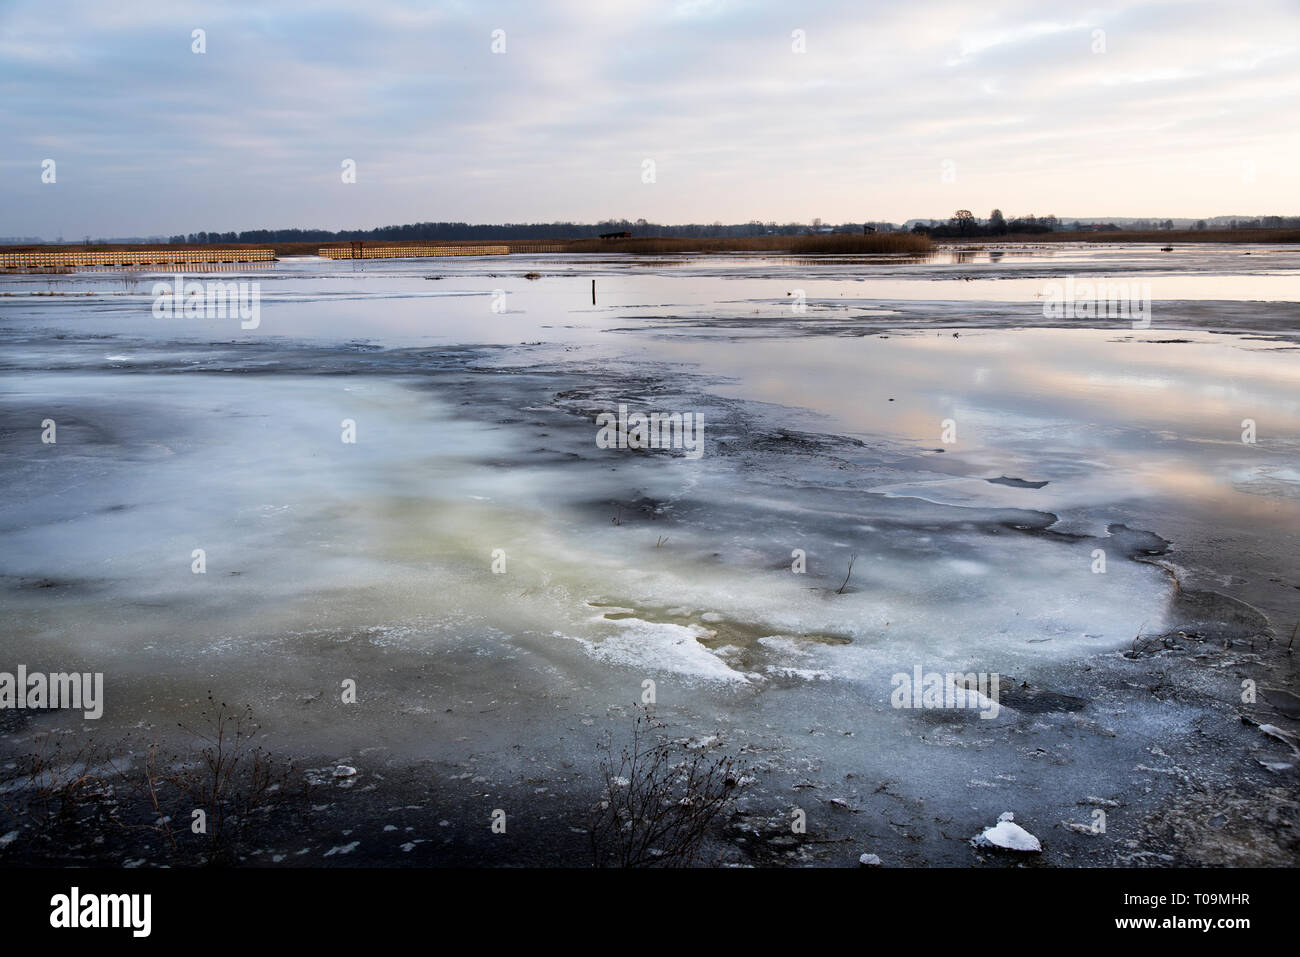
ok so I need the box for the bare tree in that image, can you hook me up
[951,209,976,235]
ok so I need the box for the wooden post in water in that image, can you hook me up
[591,279,596,305]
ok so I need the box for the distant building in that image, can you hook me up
[862,224,876,234]
[599,231,631,239]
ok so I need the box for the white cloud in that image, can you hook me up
[0,0,1296,235]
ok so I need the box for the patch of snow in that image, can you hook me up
[563,616,747,683]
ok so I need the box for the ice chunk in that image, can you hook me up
[972,814,1042,852]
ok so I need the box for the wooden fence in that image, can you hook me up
[0,248,276,270]
[0,242,572,271]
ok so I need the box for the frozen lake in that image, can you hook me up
[1,244,1297,866]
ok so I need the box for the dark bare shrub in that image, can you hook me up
[155,694,290,864]
[589,708,742,867]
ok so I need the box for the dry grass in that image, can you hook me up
[993,228,1300,245]
[0,234,932,258]
[0,696,292,866]
[0,734,120,837]
[6,227,1294,263]
[560,233,933,255]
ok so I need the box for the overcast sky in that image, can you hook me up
[2,0,1298,238]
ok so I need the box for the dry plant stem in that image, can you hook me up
[837,553,857,594]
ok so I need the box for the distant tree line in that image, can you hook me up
[165,219,897,245]
[57,212,1297,247]
[1206,216,1299,229]
[911,210,1300,238]
[912,210,1061,237]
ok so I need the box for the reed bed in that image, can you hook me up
[997,227,1300,244]
[558,233,934,255]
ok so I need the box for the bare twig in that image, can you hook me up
[836,553,857,595]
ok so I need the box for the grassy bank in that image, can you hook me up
[559,233,935,254]
[982,227,1300,245]
[3,227,1297,262]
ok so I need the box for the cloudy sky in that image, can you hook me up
[2,0,1298,238]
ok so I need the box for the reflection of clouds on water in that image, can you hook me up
[0,251,1293,724]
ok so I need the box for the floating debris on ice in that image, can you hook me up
[1258,759,1294,773]
[1256,724,1299,756]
